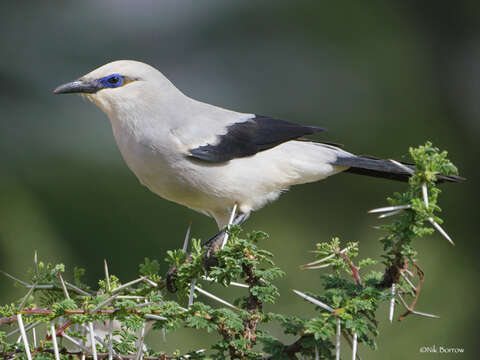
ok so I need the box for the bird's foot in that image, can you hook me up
[165,212,250,293]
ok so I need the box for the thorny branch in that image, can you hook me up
[0,142,461,359]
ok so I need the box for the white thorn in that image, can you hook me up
[117,296,146,300]
[411,310,441,319]
[389,284,395,323]
[65,281,92,296]
[188,279,197,306]
[27,284,53,289]
[183,349,206,359]
[428,218,455,245]
[351,332,358,360]
[389,159,415,174]
[112,277,146,294]
[1,271,30,287]
[183,222,192,252]
[63,333,92,355]
[194,285,238,309]
[143,278,158,287]
[303,244,356,268]
[162,328,167,342]
[80,325,121,360]
[18,284,36,310]
[201,276,249,288]
[88,322,98,360]
[397,294,440,318]
[145,314,167,321]
[302,263,333,270]
[104,259,111,292]
[108,320,113,360]
[404,268,414,277]
[137,302,153,309]
[221,203,237,249]
[50,322,60,360]
[400,272,416,290]
[135,324,146,360]
[32,327,37,348]
[422,183,429,209]
[17,314,32,360]
[90,294,119,313]
[292,289,334,312]
[58,273,70,300]
[6,321,41,338]
[315,345,319,360]
[368,204,411,214]
[378,209,404,219]
[336,318,341,360]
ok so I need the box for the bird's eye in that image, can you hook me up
[101,74,124,88]
[108,76,120,84]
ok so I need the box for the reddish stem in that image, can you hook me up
[338,252,362,286]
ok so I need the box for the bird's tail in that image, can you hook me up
[333,155,464,183]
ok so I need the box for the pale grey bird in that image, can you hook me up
[53,60,461,230]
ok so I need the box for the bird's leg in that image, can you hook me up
[203,212,250,270]
[165,212,250,293]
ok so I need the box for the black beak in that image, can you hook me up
[53,79,100,94]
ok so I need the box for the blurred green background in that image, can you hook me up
[0,1,478,359]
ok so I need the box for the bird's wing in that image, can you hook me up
[187,115,325,162]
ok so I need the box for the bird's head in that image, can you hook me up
[53,60,181,116]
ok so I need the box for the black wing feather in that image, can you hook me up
[188,115,325,162]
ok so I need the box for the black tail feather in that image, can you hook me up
[335,156,464,183]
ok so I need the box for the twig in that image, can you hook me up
[337,252,362,286]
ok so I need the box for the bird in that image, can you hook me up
[53,60,461,231]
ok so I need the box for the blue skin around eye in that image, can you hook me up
[99,74,123,88]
